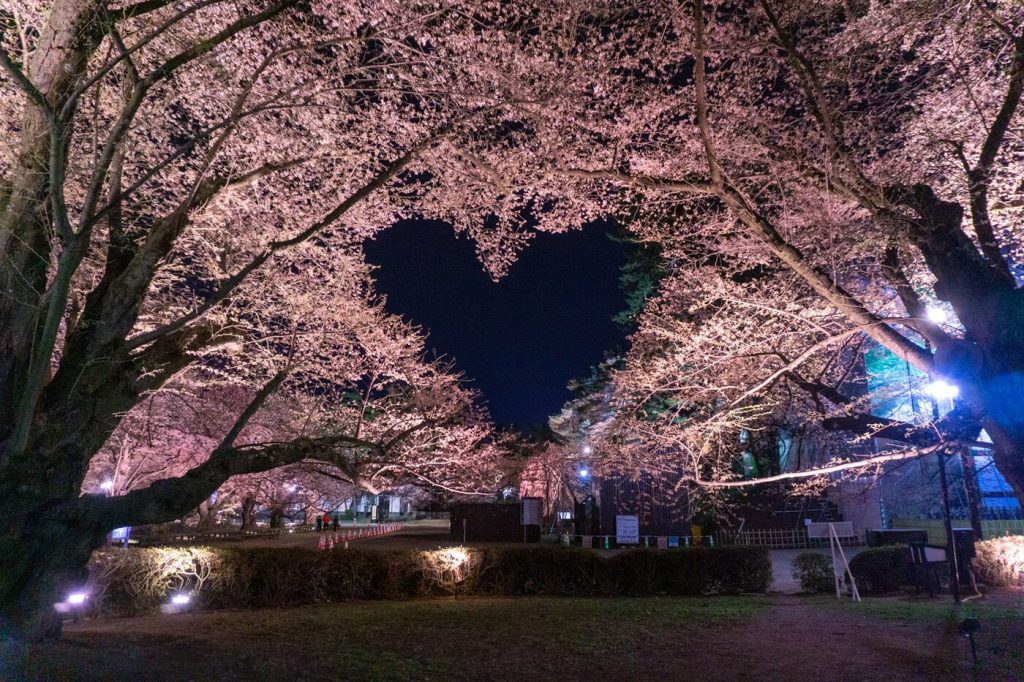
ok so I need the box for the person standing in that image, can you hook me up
[316,515,323,533]
[332,516,340,532]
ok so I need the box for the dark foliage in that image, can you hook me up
[847,545,911,594]
[791,552,835,593]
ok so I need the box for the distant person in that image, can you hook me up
[322,512,331,530]
[316,516,323,532]
[332,516,339,532]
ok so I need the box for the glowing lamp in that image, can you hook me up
[578,468,590,479]
[54,591,90,614]
[926,307,947,324]
[925,379,960,401]
[582,445,593,456]
[171,593,191,605]
[99,479,113,491]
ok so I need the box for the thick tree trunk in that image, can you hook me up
[0,1,103,457]
[269,507,284,528]
[932,289,1024,506]
[0,491,106,651]
[196,499,216,531]
[239,496,257,531]
[979,416,1024,508]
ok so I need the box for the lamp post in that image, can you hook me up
[925,380,961,603]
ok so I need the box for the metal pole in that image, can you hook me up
[959,445,984,541]
[936,449,961,603]
[929,390,961,604]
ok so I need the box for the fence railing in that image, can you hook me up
[575,528,864,551]
[134,527,283,547]
[715,528,863,549]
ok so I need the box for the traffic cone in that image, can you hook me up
[327,533,334,550]
[318,534,326,551]
[344,541,349,550]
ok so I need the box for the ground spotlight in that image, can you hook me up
[161,592,193,614]
[54,591,90,614]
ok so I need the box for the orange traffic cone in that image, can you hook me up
[318,534,326,551]
[344,541,349,550]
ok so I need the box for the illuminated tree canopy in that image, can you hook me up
[3,0,1024,642]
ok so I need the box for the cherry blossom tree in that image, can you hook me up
[0,0,569,642]
[437,0,1024,500]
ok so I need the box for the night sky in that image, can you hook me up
[364,220,629,429]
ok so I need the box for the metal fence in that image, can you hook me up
[715,528,864,549]
[134,527,283,546]
[575,528,864,550]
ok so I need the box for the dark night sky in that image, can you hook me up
[364,221,629,429]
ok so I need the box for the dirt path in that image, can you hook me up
[727,598,959,680]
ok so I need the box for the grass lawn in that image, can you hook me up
[18,592,1024,681]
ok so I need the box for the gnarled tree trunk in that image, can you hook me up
[239,496,257,531]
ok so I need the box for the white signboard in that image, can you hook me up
[110,526,131,541]
[615,515,640,545]
[807,521,854,539]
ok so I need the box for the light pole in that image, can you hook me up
[925,379,961,603]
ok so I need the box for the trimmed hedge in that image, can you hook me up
[847,545,911,594]
[87,544,772,617]
[791,552,834,594]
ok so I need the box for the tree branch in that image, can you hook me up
[126,109,491,351]
[964,36,1024,281]
[558,168,714,195]
[686,446,937,488]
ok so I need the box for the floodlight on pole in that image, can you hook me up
[924,379,960,401]
[926,306,947,324]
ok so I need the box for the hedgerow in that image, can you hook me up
[86,544,772,616]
